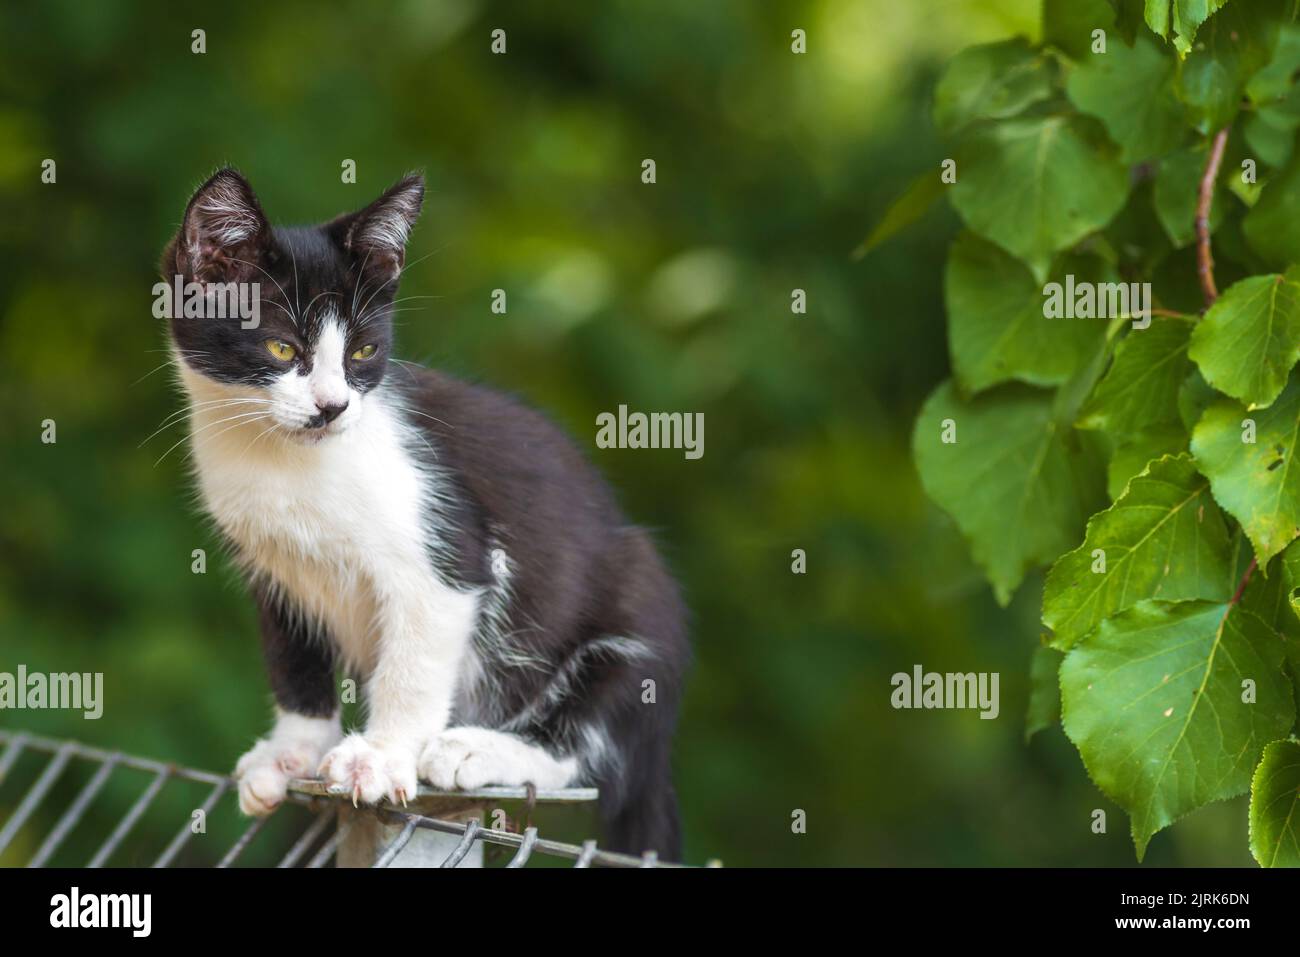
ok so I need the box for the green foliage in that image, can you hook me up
[911,0,1300,862]
[946,233,1110,391]
[1187,269,1300,407]
[854,173,944,259]
[913,382,1105,605]
[1076,316,1191,432]
[1044,0,1117,60]
[1154,146,1225,245]
[1244,154,1300,265]
[950,115,1129,282]
[1177,1,1279,133]
[933,39,1055,135]
[1249,738,1300,866]
[1067,33,1186,162]
[1191,376,1300,567]
[1061,599,1293,858]
[1144,1,1227,57]
[1042,454,1231,650]
[1025,644,1064,741]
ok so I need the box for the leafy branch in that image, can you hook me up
[903,0,1300,865]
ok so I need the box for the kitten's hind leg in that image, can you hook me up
[418,727,578,790]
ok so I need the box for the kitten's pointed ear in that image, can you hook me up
[167,168,271,282]
[330,173,425,282]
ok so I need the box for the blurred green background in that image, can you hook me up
[0,0,1256,866]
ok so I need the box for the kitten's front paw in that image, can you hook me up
[318,734,418,806]
[234,738,326,816]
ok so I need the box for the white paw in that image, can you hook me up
[318,734,418,806]
[418,727,576,790]
[234,737,326,816]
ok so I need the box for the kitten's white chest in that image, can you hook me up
[190,399,435,674]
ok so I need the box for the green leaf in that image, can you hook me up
[1288,644,1300,733]
[1145,0,1228,56]
[1249,739,1300,867]
[853,173,945,259]
[1246,22,1300,104]
[1026,645,1064,742]
[1178,2,1281,134]
[1154,146,1225,247]
[1107,424,1191,499]
[1067,33,1186,163]
[951,115,1130,283]
[1061,598,1295,858]
[1244,109,1299,169]
[1043,454,1231,649]
[1248,545,1300,727]
[913,381,1106,605]
[1178,367,1218,431]
[933,39,1055,135]
[1287,548,1300,630]
[1179,47,1240,134]
[1105,180,1177,280]
[946,232,1111,393]
[1187,269,1300,409]
[1243,153,1300,267]
[1191,373,1300,568]
[1109,0,1149,45]
[1078,317,1193,433]
[1052,316,1128,426]
[1045,0,1117,60]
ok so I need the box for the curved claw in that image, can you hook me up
[352,785,361,808]
[396,788,409,808]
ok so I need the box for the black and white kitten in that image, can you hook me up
[160,169,690,857]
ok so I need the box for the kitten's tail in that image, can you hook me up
[602,775,682,862]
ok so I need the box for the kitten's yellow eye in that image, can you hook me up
[265,339,296,361]
[352,344,377,360]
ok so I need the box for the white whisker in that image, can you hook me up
[154,409,273,467]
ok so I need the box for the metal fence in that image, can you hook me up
[0,729,687,868]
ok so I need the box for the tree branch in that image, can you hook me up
[1229,557,1257,607]
[1197,127,1230,309]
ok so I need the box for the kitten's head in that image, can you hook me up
[161,168,423,441]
